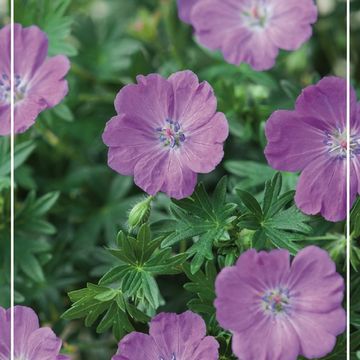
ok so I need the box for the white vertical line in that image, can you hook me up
[346,0,351,358]
[10,0,14,360]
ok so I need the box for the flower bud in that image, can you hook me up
[128,196,153,229]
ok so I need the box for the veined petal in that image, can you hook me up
[294,157,348,222]
[288,246,345,313]
[29,55,70,108]
[114,73,173,128]
[289,308,345,359]
[231,317,300,360]
[113,332,159,360]
[14,24,48,78]
[265,110,327,172]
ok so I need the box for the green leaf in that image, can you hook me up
[263,227,301,255]
[161,178,237,273]
[183,261,217,315]
[15,0,77,56]
[235,189,263,220]
[19,254,45,283]
[0,140,36,177]
[265,206,311,233]
[224,160,275,190]
[62,283,146,341]
[13,191,59,284]
[236,173,312,254]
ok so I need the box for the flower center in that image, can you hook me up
[159,354,176,360]
[324,129,360,159]
[156,119,186,148]
[261,287,291,315]
[242,1,269,28]
[0,72,27,105]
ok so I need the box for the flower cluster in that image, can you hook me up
[177,0,318,70]
[0,23,70,135]
[0,306,69,360]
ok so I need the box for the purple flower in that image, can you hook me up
[265,77,357,222]
[112,311,219,360]
[215,246,345,360]
[177,0,196,24]
[0,305,70,360]
[0,24,70,136]
[102,70,228,199]
[178,0,317,71]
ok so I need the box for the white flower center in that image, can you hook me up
[261,287,291,315]
[0,73,27,105]
[242,0,271,29]
[324,129,360,159]
[156,118,186,148]
[159,354,176,360]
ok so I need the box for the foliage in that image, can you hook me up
[0,0,353,358]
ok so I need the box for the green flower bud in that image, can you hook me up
[128,196,153,229]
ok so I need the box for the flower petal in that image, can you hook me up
[265,110,327,172]
[160,153,197,199]
[231,316,300,360]
[235,249,291,289]
[168,70,217,131]
[0,24,10,75]
[288,246,345,313]
[29,55,70,108]
[149,311,208,359]
[294,157,348,221]
[25,327,62,360]
[114,332,159,360]
[115,74,173,128]
[223,29,279,70]
[134,149,170,195]
[14,24,48,78]
[14,94,47,134]
[192,336,219,360]
[0,307,10,359]
[0,105,10,136]
[102,115,156,147]
[13,306,40,357]
[191,0,247,52]
[295,77,354,130]
[268,0,317,50]
[177,0,197,24]
[179,112,228,173]
[215,265,266,333]
[289,308,345,359]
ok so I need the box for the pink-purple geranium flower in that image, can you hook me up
[0,305,70,360]
[177,0,318,71]
[265,76,358,222]
[0,23,70,136]
[177,0,195,24]
[112,311,219,360]
[215,246,345,360]
[102,70,228,199]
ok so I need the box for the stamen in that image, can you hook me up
[0,72,27,104]
[261,287,291,316]
[156,119,185,149]
[324,129,360,159]
[242,1,269,28]
[159,354,176,360]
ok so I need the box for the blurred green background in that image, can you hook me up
[0,0,359,359]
